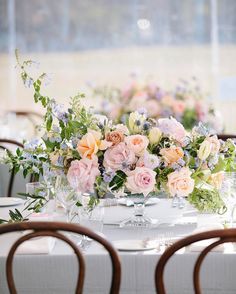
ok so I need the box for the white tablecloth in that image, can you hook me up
[0,200,236,294]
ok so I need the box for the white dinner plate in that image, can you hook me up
[117,198,160,207]
[0,197,24,207]
[113,239,159,251]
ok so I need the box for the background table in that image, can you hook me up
[0,200,236,294]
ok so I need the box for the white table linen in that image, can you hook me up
[0,200,236,294]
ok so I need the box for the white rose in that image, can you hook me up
[148,127,162,145]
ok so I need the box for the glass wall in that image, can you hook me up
[0,0,236,131]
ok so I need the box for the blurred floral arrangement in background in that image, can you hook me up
[91,77,223,133]
[3,52,236,218]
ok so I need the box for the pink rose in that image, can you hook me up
[125,135,149,157]
[103,142,136,171]
[67,158,100,193]
[126,167,156,196]
[167,167,194,197]
[158,117,186,144]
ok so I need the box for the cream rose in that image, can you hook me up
[103,142,136,171]
[206,135,220,154]
[160,146,184,165]
[126,167,156,196]
[77,129,102,159]
[148,127,162,145]
[198,139,212,161]
[125,135,149,157]
[167,167,195,197]
[67,157,100,193]
[208,172,224,189]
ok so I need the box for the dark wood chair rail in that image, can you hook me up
[155,228,236,294]
[217,134,236,141]
[0,139,24,197]
[0,221,121,294]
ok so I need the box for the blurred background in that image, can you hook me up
[0,0,236,132]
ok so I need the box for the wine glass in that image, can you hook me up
[78,194,104,249]
[55,175,81,222]
[220,172,236,227]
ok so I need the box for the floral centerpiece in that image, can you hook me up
[3,53,236,225]
[92,77,223,132]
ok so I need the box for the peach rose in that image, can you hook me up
[103,142,136,171]
[126,167,156,196]
[67,157,100,193]
[125,135,149,157]
[160,146,184,165]
[77,130,101,159]
[167,167,195,197]
[208,172,224,190]
[106,130,124,146]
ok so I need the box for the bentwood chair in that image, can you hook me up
[217,134,236,141]
[0,221,121,294]
[155,229,236,294]
[0,139,24,197]
[6,110,44,137]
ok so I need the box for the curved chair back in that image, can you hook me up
[0,139,24,197]
[217,134,236,141]
[0,221,121,294]
[7,111,43,137]
[155,228,236,294]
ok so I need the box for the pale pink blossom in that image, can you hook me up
[67,157,100,193]
[158,117,186,144]
[103,142,136,171]
[125,135,149,157]
[126,167,156,196]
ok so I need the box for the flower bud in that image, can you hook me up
[148,127,162,145]
[198,139,211,161]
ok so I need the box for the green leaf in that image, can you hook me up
[46,115,53,131]
[76,201,82,207]
[109,170,127,191]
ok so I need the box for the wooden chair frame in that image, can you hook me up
[0,139,24,197]
[217,134,236,141]
[0,221,121,294]
[155,228,236,294]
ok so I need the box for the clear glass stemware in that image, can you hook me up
[55,175,81,222]
[220,172,236,227]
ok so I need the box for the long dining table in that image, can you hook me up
[0,199,236,294]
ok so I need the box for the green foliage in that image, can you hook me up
[188,187,226,214]
[109,170,127,191]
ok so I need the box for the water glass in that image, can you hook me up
[55,176,81,222]
[220,172,236,227]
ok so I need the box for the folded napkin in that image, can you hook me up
[16,213,55,255]
[189,223,224,252]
